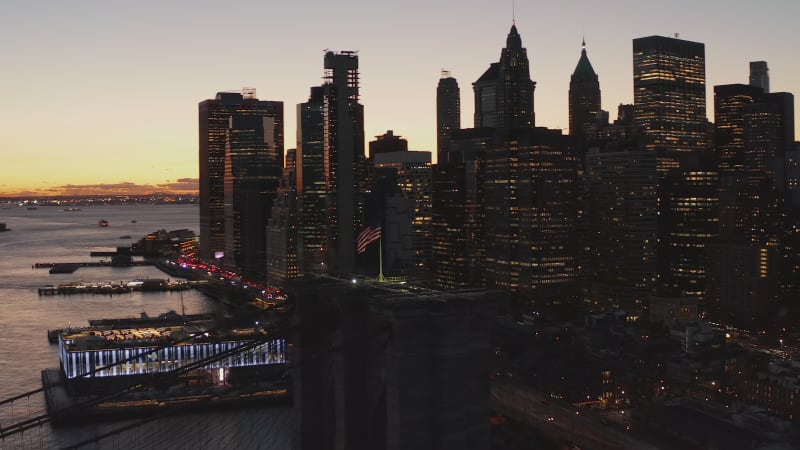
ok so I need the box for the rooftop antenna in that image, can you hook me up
[512,0,516,25]
[674,32,680,39]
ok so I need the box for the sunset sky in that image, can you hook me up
[1,0,798,196]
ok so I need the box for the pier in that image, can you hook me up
[37,279,202,296]
[34,260,155,273]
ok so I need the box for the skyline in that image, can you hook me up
[1,0,799,196]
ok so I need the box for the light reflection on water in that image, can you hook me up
[0,204,291,449]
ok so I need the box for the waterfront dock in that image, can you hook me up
[38,279,201,296]
[42,368,290,426]
[34,260,155,273]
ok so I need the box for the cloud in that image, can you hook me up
[1,180,199,197]
[155,178,199,192]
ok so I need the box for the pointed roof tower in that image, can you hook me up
[569,38,601,145]
[572,38,597,78]
[506,24,522,50]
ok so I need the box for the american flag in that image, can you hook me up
[356,226,381,254]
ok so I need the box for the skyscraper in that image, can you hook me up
[436,71,460,164]
[198,89,283,264]
[657,168,719,302]
[714,84,764,174]
[266,166,299,288]
[582,144,657,316]
[296,87,327,275]
[749,61,770,93]
[633,36,715,307]
[482,128,578,302]
[223,112,283,281]
[323,51,366,274]
[473,24,536,129]
[431,128,490,290]
[373,151,433,278]
[369,130,408,157]
[568,39,601,152]
[633,36,707,172]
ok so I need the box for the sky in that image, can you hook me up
[1,0,798,196]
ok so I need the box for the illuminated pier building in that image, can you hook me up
[58,326,285,380]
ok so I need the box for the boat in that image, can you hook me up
[119,235,131,239]
[131,220,137,223]
[27,206,38,210]
[63,208,82,211]
[98,219,109,227]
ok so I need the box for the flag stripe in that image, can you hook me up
[357,230,381,253]
[357,226,381,254]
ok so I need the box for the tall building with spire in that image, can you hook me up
[473,24,536,129]
[568,39,601,152]
[436,72,460,164]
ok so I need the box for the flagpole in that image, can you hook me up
[377,235,387,282]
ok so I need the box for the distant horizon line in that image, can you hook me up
[0,191,198,200]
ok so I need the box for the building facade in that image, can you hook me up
[373,151,433,279]
[296,87,327,275]
[323,51,366,274]
[223,113,283,281]
[198,90,283,263]
[633,36,707,173]
[436,72,461,164]
[473,25,536,130]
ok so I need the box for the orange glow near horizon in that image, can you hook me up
[1,2,798,195]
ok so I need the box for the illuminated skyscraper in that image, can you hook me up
[436,72,460,164]
[297,87,327,275]
[266,166,299,288]
[714,84,764,174]
[473,24,536,129]
[657,168,719,303]
[569,39,601,152]
[322,51,366,274]
[373,151,433,278]
[482,128,578,302]
[223,112,283,281]
[198,89,283,264]
[633,36,715,307]
[431,128,489,290]
[633,36,707,172]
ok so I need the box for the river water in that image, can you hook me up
[0,204,291,449]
